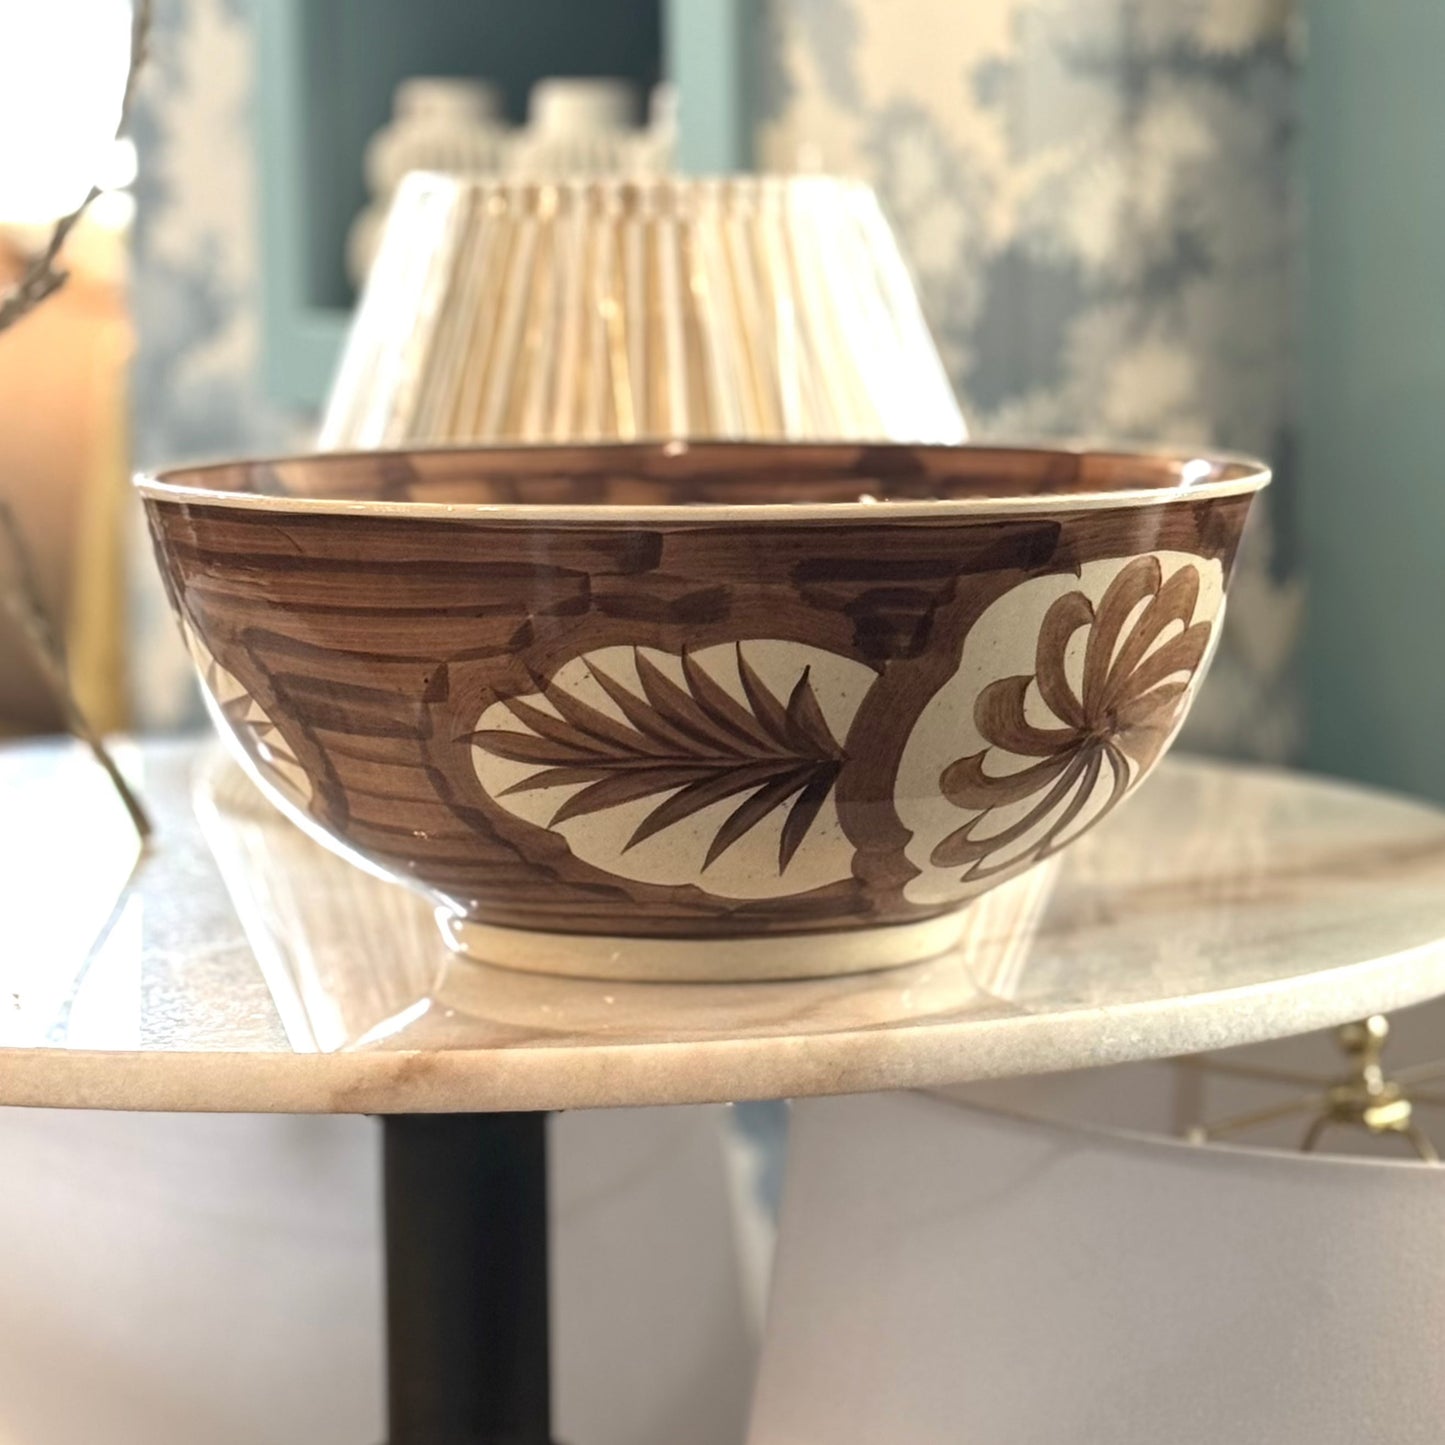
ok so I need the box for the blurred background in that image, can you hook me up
[0,3,1442,1443]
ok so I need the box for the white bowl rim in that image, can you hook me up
[136,440,1271,525]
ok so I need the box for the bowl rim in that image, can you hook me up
[135,440,1271,525]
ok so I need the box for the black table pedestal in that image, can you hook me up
[382,1113,554,1445]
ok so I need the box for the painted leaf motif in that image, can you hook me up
[468,646,847,874]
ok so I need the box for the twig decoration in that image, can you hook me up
[0,503,152,836]
[0,0,155,838]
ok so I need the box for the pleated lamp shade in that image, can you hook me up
[749,1089,1445,1445]
[320,173,966,449]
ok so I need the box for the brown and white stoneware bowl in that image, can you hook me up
[139,443,1269,981]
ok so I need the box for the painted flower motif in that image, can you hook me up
[931,556,1211,881]
[469,645,847,875]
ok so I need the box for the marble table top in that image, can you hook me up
[5,737,1445,1114]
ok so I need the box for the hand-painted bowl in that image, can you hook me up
[140,443,1269,981]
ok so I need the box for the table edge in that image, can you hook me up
[5,939,1445,1114]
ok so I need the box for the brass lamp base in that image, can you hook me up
[1186,1014,1442,1162]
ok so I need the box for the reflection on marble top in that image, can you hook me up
[4,738,1445,1114]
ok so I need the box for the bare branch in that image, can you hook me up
[0,0,156,839]
[0,502,152,837]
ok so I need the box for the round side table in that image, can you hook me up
[6,739,1445,1444]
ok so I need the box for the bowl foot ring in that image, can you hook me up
[436,910,972,983]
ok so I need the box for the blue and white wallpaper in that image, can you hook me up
[130,0,299,467]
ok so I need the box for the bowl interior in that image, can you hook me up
[144,442,1265,513]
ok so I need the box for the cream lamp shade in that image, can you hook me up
[749,1089,1445,1445]
[320,173,966,449]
